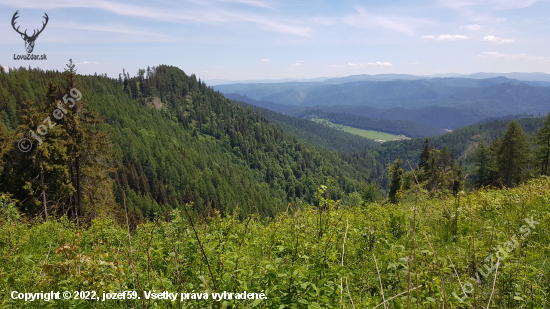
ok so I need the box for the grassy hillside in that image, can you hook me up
[1,176,549,308]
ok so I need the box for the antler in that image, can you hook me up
[11,10,26,38]
[29,13,49,39]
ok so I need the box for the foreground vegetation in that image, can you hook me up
[2,63,550,309]
[1,177,549,308]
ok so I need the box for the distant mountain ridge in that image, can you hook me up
[208,72,550,86]
[217,76,550,131]
[225,94,447,138]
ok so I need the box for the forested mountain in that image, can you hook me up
[231,99,379,153]
[345,116,545,175]
[2,65,549,224]
[224,93,447,137]
[216,77,550,130]
[282,105,485,130]
[2,66,550,309]
[223,93,291,113]
[0,65,384,220]
[291,109,447,138]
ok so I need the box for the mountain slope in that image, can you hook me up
[0,66,376,218]
[291,109,447,138]
[216,77,550,130]
[346,116,546,174]
[230,99,379,153]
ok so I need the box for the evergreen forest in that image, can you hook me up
[1,63,550,308]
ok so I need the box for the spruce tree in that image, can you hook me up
[439,145,450,172]
[497,120,532,187]
[472,142,497,187]
[388,157,403,204]
[451,160,464,195]
[0,99,60,216]
[419,138,431,171]
[56,60,117,218]
[535,111,550,176]
[426,151,440,192]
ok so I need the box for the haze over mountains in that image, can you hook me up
[215,73,550,131]
[209,72,550,86]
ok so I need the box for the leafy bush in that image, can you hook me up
[0,178,549,308]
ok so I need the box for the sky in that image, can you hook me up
[1,0,550,82]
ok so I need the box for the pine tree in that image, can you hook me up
[439,145,451,172]
[451,160,464,195]
[535,111,550,176]
[426,151,440,192]
[472,142,497,187]
[388,157,403,204]
[0,99,62,216]
[419,138,431,171]
[497,120,532,187]
[45,59,117,218]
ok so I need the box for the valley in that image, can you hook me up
[218,76,550,130]
[2,0,550,307]
[1,66,549,309]
[309,118,408,142]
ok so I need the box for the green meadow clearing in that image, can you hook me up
[310,118,408,141]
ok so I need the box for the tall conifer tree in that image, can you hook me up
[388,157,403,204]
[419,138,431,171]
[497,120,531,187]
[535,111,550,176]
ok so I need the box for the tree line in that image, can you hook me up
[0,64,375,222]
[385,115,550,203]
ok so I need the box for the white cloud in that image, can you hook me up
[215,0,274,9]
[491,0,538,9]
[461,24,481,31]
[343,7,432,36]
[293,61,304,66]
[441,0,538,10]
[478,51,550,62]
[436,34,469,41]
[51,22,164,37]
[422,34,468,41]
[213,65,224,68]
[260,59,269,62]
[409,62,418,65]
[76,61,99,65]
[328,62,393,68]
[482,35,514,44]
[0,0,311,37]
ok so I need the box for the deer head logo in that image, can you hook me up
[11,11,49,54]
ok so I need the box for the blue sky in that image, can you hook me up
[1,0,550,81]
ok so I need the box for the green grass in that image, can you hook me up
[311,118,408,141]
[2,178,550,308]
